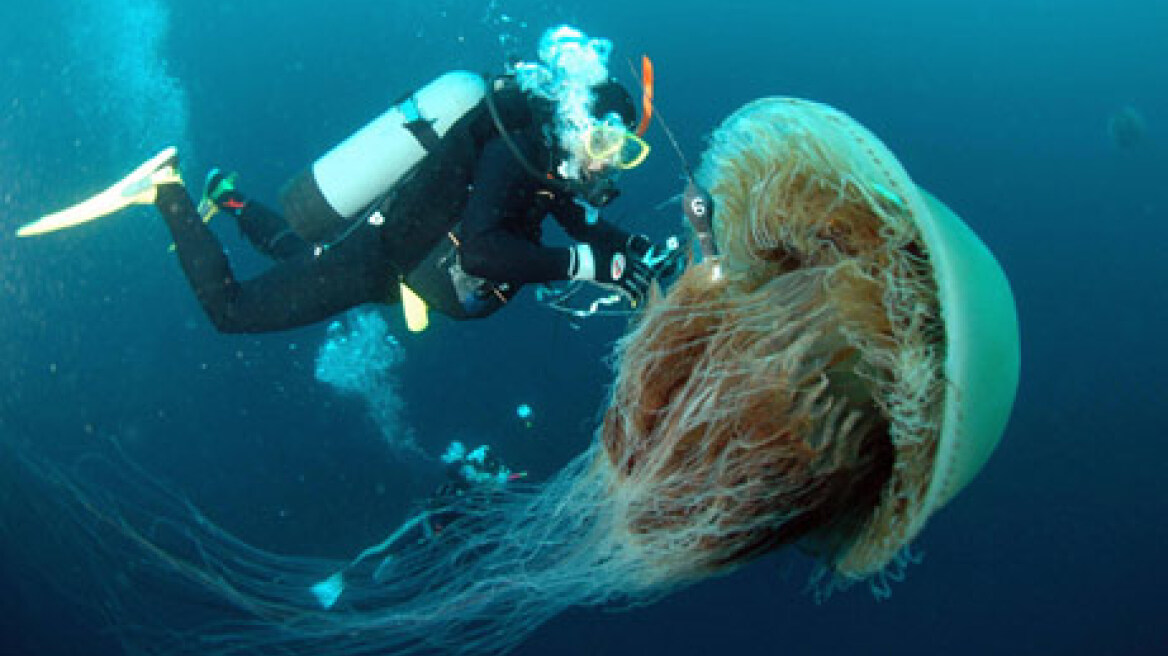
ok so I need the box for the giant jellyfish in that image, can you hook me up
[23,98,1020,655]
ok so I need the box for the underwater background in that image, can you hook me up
[0,0,1164,654]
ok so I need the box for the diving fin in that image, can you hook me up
[16,146,181,238]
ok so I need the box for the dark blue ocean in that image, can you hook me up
[1,1,1164,654]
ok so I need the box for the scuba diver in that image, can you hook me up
[17,25,680,333]
[310,441,526,610]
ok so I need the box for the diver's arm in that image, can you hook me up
[155,183,396,333]
[547,196,632,252]
[546,194,670,305]
[459,139,574,284]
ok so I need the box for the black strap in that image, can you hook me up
[483,77,573,197]
[404,119,441,151]
[402,95,443,152]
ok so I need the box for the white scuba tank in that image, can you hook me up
[280,70,487,243]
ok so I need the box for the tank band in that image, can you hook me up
[402,97,442,152]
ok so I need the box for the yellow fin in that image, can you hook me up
[17,147,180,237]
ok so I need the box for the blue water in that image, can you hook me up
[1,0,1165,654]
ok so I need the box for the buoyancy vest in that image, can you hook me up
[279,72,544,320]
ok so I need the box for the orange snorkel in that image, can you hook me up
[628,54,720,273]
[636,55,654,137]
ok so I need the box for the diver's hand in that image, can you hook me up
[570,241,654,307]
[627,234,684,282]
[607,255,655,308]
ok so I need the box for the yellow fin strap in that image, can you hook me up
[400,282,429,333]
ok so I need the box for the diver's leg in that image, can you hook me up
[156,182,399,333]
[154,182,241,324]
[233,200,311,261]
[202,169,311,262]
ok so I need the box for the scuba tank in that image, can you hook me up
[279,72,536,326]
[279,70,487,243]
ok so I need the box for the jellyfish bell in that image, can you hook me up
[600,97,1020,587]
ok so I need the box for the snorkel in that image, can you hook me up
[626,55,722,280]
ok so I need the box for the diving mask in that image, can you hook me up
[583,116,650,170]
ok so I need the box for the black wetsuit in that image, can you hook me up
[154,92,632,334]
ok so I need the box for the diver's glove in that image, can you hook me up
[569,241,652,307]
[569,235,677,308]
[626,234,684,282]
